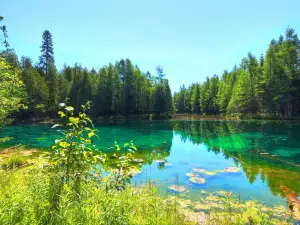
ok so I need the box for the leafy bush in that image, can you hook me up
[50,101,105,186]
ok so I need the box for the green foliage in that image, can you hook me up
[1,154,26,170]
[0,167,189,225]
[0,136,13,144]
[50,101,142,194]
[153,66,174,115]
[105,141,141,190]
[0,153,295,224]
[38,30,54,75]
[1,26,174,120]
[50,101,105,186]
[175,27,300,118]
[21,66,49,114]
[0,56,26,125]
[191,83,200,113]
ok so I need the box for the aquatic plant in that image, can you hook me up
[186,172,199,177]
[189,177,206,185]
[193,203,211,211]
[192,168,217,176]
[224,166,240,173]
[168,184,187,193]
[0,136,14,144]
[105,141,142,190]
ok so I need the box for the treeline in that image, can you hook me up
[174,27,300,117]
[1,23,174,118]
[2,15,300,119]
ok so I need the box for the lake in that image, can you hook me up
[1,119,300,207]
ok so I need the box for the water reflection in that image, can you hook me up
[169,120,300,205]
[1,120,300,205]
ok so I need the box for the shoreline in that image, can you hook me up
[7,113,300,126]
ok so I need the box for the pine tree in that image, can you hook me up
[123,59,136,114]
[21,66,49,114]
[163,79,174,114]
[47,63,58,112]
[38,30,54,76]
[191,83,200,114]
[112,63,121,114]
[0,16,9,50]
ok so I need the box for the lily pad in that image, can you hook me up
[193,203,211,211]
[206,195,221,202]
[186,172,199,177]
[214,169,226,173]
[215,190,231,197]
[189,177,206,185]
[168,184,187,193]
[224,166,240,173]
[192,168,217,176]
[177,199,192,208]
[203,171,217,176]
[192,168,207,173]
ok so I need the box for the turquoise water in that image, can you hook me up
[1,120,300,206]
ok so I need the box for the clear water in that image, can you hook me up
[1,120,300,206]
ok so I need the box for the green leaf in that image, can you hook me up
[69,117,79,124]
[65,106,74,111]
[59,142,70,148]
[115,144,121,151]
[58,111,66,118]
[131,146,137,151]
[88,131,95,139]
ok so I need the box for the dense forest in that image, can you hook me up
[1,15,300,120]
[174,27,300,117]
[0,17,174,120]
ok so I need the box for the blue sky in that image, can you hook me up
[1,0,300,91]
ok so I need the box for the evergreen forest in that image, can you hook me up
[1,16,300,121]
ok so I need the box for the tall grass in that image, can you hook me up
[0,157,297,224]
[0,164,189,225]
